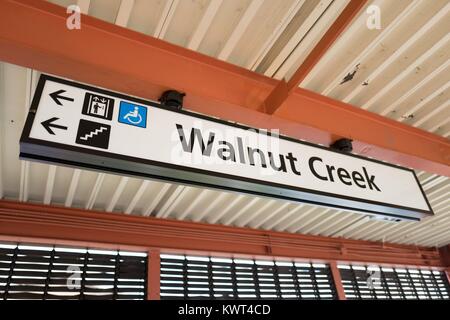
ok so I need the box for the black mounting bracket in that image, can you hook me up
[159,90,186,110]
[330,138,353,152]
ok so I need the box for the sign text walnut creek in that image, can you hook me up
[176,125,382,192]
[20,75,433,221]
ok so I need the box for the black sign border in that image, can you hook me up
[20,74,434,220]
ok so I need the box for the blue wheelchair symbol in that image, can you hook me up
[118,101,147,128]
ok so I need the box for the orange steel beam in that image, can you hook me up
[263,0,368,115]
[0,0,449,177]
[0,200,445,268]
[329,261,346,300]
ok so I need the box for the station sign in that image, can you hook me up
[20,75,433,221]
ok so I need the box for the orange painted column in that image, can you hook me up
[445,270,450,287]
[147,249,161,300]
[329,261,346,300]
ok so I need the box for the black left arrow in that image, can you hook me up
[41,117,68,135]
[50,89,74,106]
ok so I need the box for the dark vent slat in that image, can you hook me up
[160,255,337,300]
[0,244,147,300]
[338,265,450,300]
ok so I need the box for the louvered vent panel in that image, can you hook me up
[339,264,450,300]
[0,243,147,300]
[160,254,337,300]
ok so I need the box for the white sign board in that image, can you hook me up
[20,75,433,221]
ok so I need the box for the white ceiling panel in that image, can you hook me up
[0,0,448,248]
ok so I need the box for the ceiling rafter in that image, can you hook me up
[187,0,222,50]
[248,0,305,71]
[262,0,367,114]
[85,173,105,210]
[217,0,264,61]
[363,35,450,112]
[313,0,421,97]
[106,177,129,212]
[125,180,149,214]
[115,0,134,27]
[153,0,179,39]
[341,2,450,104]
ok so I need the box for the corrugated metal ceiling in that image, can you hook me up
[0,0,448,247]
